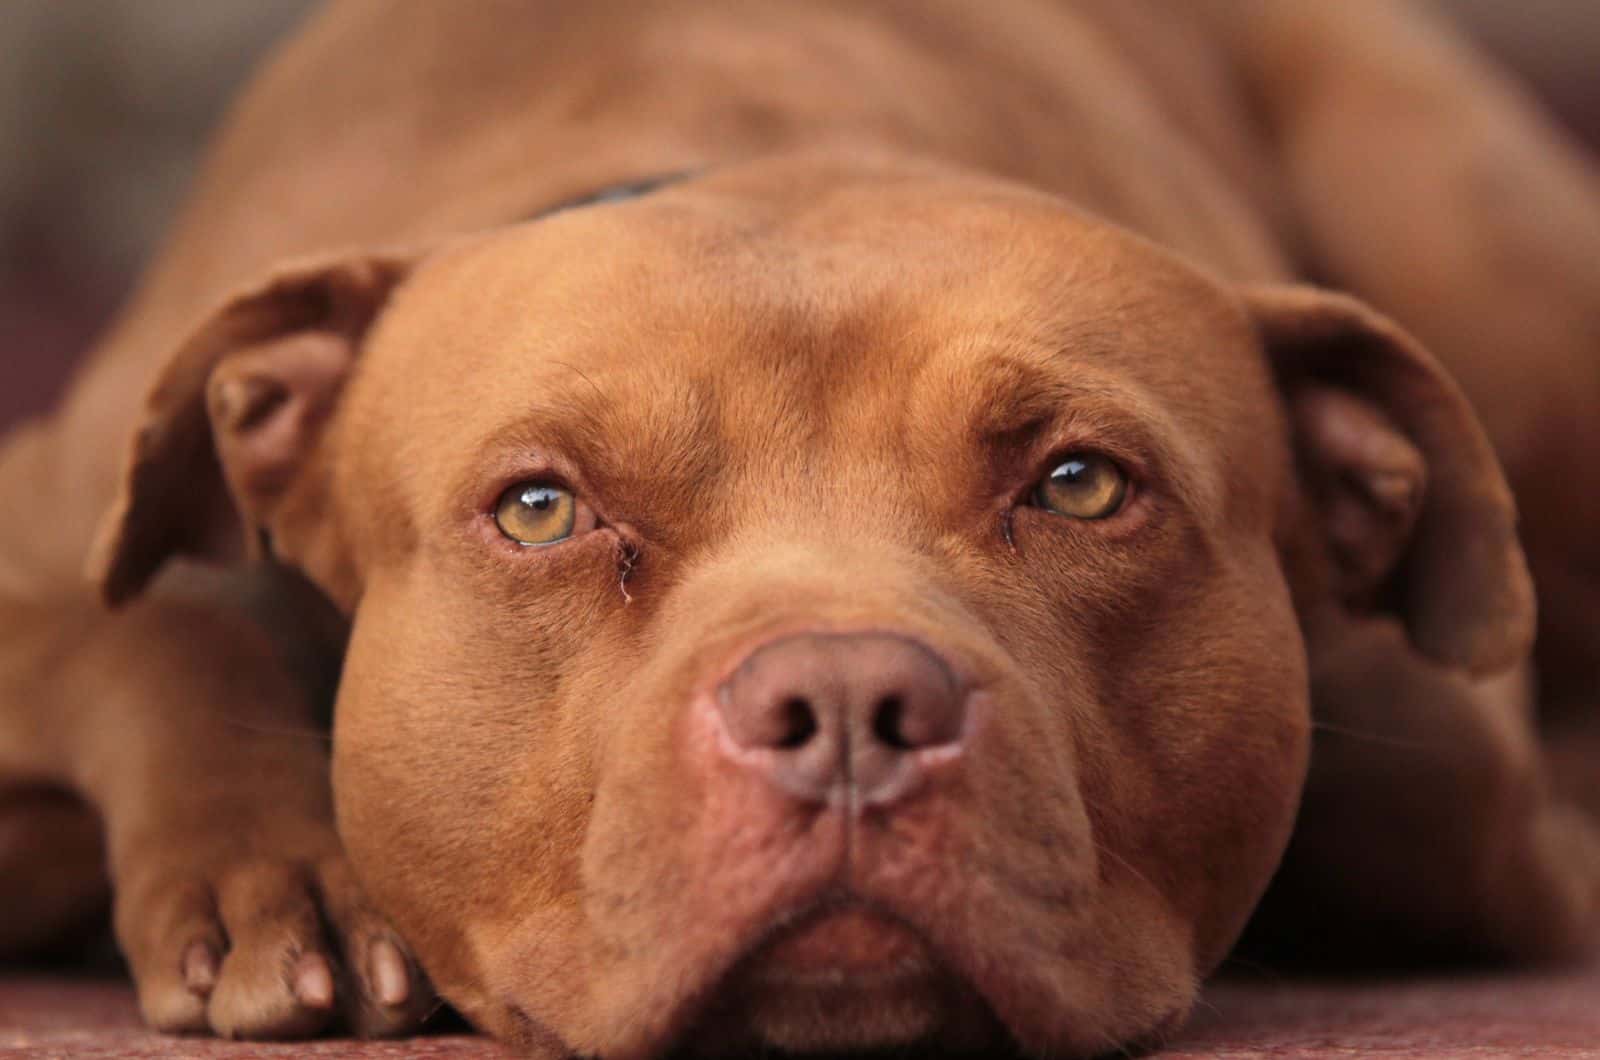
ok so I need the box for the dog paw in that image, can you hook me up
[115,850,434,1039]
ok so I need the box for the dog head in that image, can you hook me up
[95,155,1532,1057]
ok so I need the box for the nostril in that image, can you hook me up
[872,695,911,750]
[776,696,818,749]
[716,632,965,781]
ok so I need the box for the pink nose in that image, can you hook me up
[714,633,968,807]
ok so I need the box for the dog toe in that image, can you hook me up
[115,876,222,1034]
[138,972,212,1035]
[315,856,436,1037]
[115,839,435,1039]
[204,860,339,1039]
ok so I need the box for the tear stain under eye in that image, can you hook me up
[615,539,639,603]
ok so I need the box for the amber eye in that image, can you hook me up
[1032,453,1129,519]
[493,482,579,545]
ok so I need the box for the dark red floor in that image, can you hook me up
[5,963,1600,1059]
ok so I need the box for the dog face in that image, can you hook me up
[97,157,1532,1057]
[324,163,1312,1057]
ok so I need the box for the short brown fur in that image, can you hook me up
[2,2,1597,1055]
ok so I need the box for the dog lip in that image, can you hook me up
[677,892,1014,1056]
[739,898,938,988]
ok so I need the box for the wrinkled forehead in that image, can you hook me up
[351,169,1274,511]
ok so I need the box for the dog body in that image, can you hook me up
[3,2,1599,1055]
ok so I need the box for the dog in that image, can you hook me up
[3,1,1598,1055]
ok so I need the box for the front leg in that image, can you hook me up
[0,566,434,1038]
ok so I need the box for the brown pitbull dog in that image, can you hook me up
[3,1,1599,1055]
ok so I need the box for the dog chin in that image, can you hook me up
[674,903,1012,1057]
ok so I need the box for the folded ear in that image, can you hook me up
[88,251,416,608]
[1246,284,1535,676]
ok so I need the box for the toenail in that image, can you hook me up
[292,952,336,1009]
[182,940,219,994]
[368,937,411,1007]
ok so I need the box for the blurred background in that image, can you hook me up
[1,0,312,429]
[1,0,1596,433]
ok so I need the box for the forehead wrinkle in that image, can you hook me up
[464,357,727,533]
[923,336,1222,520]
